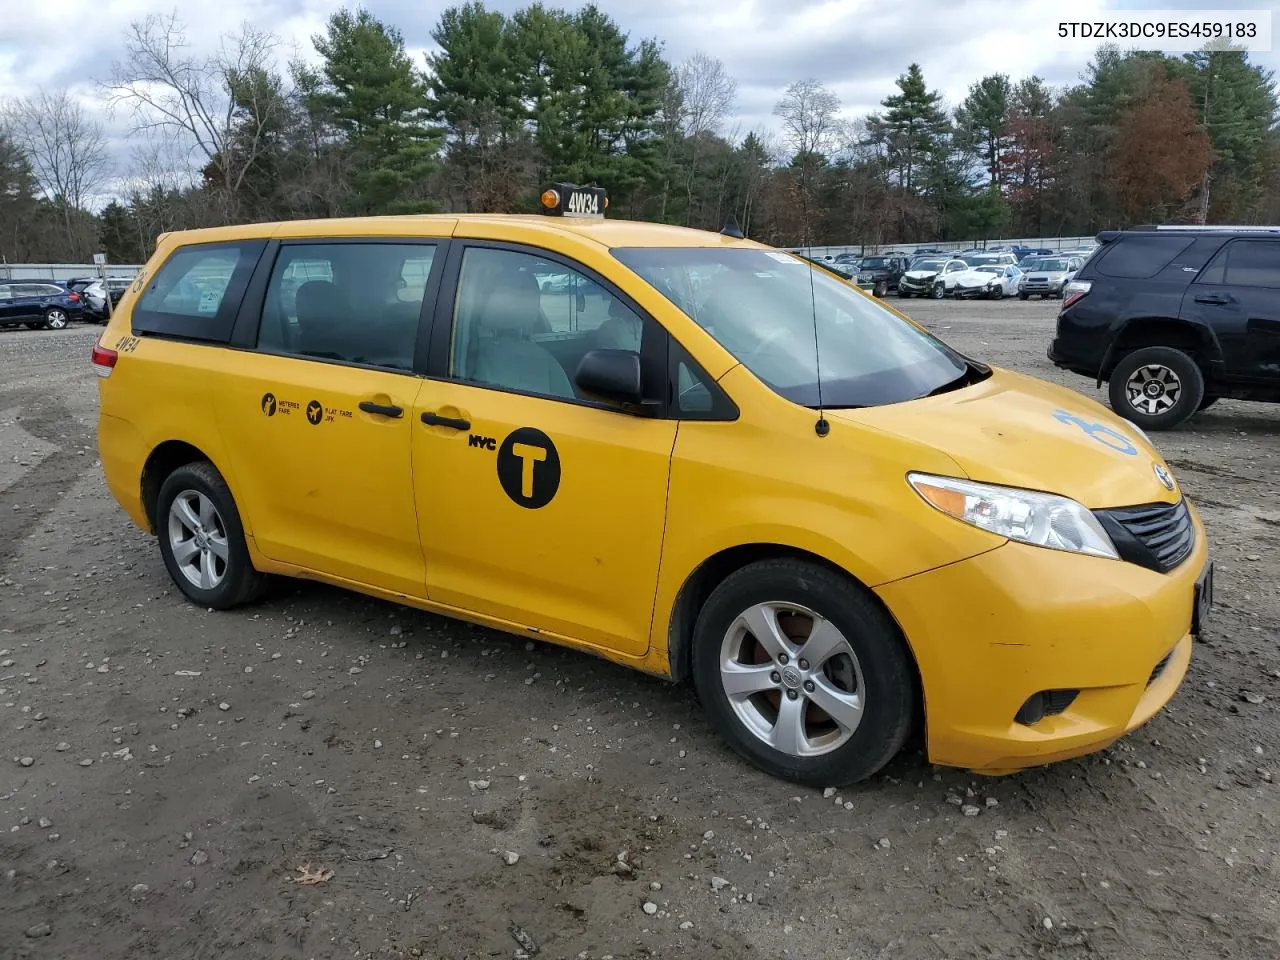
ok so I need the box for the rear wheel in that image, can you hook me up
[692,558,917,787]
[1108,346,1205,431]
[43,309,68,330]
[156,461,268,609]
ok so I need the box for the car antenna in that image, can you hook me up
[805,233,829,437]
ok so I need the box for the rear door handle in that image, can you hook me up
[420,412,471,431]
[359,401,403,418]
[1194,293,1231,305]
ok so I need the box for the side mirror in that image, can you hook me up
[575,348,643,407]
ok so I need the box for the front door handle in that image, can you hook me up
[1194,293,1231,305]
[359,401,403,418]
[420,411,471,431]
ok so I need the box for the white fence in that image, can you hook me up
[0,263,144,282]
[787,236,1098,259]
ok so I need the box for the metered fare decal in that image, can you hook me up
[260,392,352,425]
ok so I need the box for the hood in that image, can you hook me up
[954,270,998,285]
[1026,270,1069,279]
[830,368,1180,509]
[903,269,940,280]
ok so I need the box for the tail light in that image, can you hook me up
[67,292,80,302]
[91,341,118,378]
[1062,279,1091,310]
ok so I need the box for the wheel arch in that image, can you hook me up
[140,440,221,534]
[1100,316,1222,382]
[664,544,926,732]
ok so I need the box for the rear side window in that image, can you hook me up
[256,242,438,371]
[133,241,265,342]
[1094,235,1195,279]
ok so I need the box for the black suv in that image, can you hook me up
[1049,226,1280,430]
[855,255,910,298]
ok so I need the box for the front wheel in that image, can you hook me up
[931,283,945,300]
[873,281,888,298]
[692,558,917,787]
[44,309,68,330]
[1107,346,1205,431]
[898,289,912,299]
[1018,292,1029,301]
[156,461,269,609]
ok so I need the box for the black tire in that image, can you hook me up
[1018,292,1029,301]
[1198,395,1219,411]
[43,309,68,330]
[155,461,268,609]
[691,558,917,787]
[931,283,945,300]
[1107,346,1205,431]
[873,281,887,298]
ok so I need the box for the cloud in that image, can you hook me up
[1,0,1274,199]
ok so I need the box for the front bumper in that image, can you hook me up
[875,524,1206,775]
[954,283,995,298]
[1020,281,1064,295]
[898,277,935,295]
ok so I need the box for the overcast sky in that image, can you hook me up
[0,0,1275,196]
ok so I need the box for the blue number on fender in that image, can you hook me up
[1052,409,1138,456]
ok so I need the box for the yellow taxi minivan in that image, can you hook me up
[93,184,1213,786]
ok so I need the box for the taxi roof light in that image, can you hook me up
[540,181,607,219]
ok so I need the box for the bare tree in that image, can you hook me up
[773,79,842,158]
[104,12,282,220]
[673,52,738,228]
[3,88,110,256]
[678,52,736,139]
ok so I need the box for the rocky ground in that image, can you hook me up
[2,301,1278,960]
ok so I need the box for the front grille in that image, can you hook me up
[1094,500,1195,574]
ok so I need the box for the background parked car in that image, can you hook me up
[856,254,910,297]
[952,264,1022,299]
[898,257,969,298]
[68,276,134,321]
[1018,255,1082,299]
[1050,225,1280,430]
[0,281,87,329]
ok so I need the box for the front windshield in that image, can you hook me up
[910,259,945,272]
[1025,258,1069,271]
[613,247,978,409]
[860,257,890,269]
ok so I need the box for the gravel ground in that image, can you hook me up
[2,302,1278,960]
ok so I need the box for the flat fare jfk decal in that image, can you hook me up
[260,392,352,425]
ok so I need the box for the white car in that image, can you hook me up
[962,252,1019,268]
[896,258,969,298]
[952,264,1023,300]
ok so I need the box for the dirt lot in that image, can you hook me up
[2,301,1278,960]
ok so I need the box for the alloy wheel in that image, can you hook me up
[167,489,230,590]
[1125,363,1182,416]
[718,601,865,758]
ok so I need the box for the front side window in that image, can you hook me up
[256,243,436,371]
[1223,240,1280,289]
[449,247,653,403]
[614,247,979,409]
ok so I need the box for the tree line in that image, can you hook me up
[1,2,1277,265]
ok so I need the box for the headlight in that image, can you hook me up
[907,473,1119,559]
